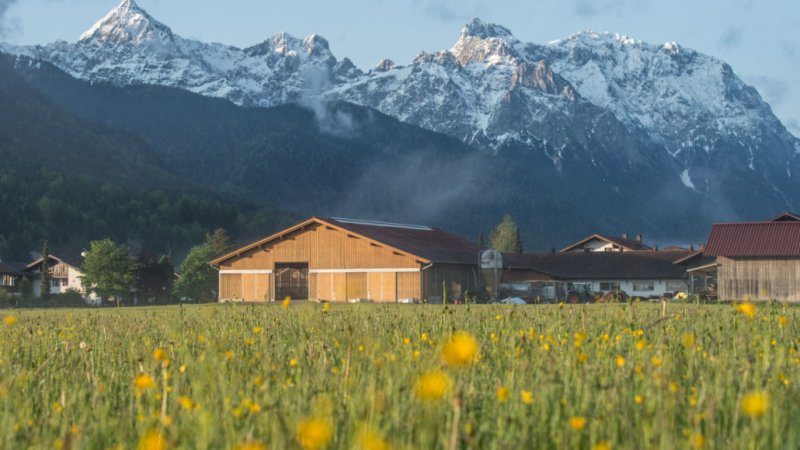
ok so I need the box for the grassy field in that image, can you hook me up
[0,302,797,450]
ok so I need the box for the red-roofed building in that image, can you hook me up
[704,222,800,301]
[210,217,483,303]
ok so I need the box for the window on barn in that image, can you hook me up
[1,275,15,287]
[632,281,655,291]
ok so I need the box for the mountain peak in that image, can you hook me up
[79,0,173,44]
[461,18,514,40]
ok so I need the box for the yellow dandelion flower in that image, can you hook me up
[178,396,196,411]
[682,333,695,348]
[735,302,756,318]
[414,370,452,402]
[282,296,292,309]
[496,386,509,402]
[651,356,663,367]
[441,332,478,367]
[252,326,264,334]
[520,390,534,405]
[634,395,643,404]
[137,430,167,450]
[3,315,17,326]
[289,358,299,367]
[224,351,235,360]
[356,427,392,450]
[740,391,769,418]
[568,416,587,430]
[689,432,705,449]
[296,418,334,450]
[778,316,789,327]
[420,333,428,342]
[153,348,167,362]
[402,337,411,345]
[133,374,156,390]
[577,353,588,363]
[615,356,625,367]
[574,331,587,347]
[234,443,268,450]
[179,365,187,374]
[635,340,647,351]
[593,442,612,450]
[322,302,331,312]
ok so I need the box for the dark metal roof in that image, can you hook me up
[0,262,26,276]
[704,222,800,257]
[560,234,653,252]
[503,250,693,280]
[324,218,483,265]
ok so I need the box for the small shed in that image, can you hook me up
[704,222,800,302]
[210,217,483,303]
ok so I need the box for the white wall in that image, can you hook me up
[569,279,689,298]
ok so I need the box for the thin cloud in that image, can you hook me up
[719,26,744,49]
[747,75,790,107]
[0,0,20,37]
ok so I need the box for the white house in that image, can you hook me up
[26,255,99,304]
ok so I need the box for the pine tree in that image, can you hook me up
[478,233,486,248]
[40,241,51,301]
[489,215,523,253]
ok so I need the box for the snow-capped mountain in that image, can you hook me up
[9,0,361,106]
[3,0,800,217]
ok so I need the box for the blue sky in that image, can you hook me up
[3,0,799,135]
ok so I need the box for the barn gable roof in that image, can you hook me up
[503,250,692,280]
[210,217,483,266]
[703,222,800,257]
[559,234,653,253]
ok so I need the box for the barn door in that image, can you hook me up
[346,272,367,301]
[275,263,309,300]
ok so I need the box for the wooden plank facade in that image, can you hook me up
[717,256,800,302]
[212,218,481,303]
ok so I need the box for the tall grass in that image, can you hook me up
[0,302,795,449]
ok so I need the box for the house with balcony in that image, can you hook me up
[25,255,98,304]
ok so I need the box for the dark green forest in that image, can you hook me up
[0,167,293,261]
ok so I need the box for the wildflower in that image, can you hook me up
[282,296,291,309]
[133,374,156,390]
[689,433,705,449]
[735,303,756,318]
[252,326,264,334]
[615,356,625,367]
[574,331,587,347]
[740,391,769,418]
[224,351,235,360]
[577,353,588,363]
[651,356,663,367]
[153,348,168,362]
[137,430,167,450]
[402,337,411,345]
[682,333,695,348]
[290,358,299,367]
[178,396,196,411]
[520,390,534,405]
[356,427,392,450]
[414,370,452,402]
[296,418,333,450]
[778,316,789,327]
[496,386,509,402]
[635,340,647,351]
[244,337,255,346]
[179,365,187,374]
[568,416,587,430]
[420,333,428,343]
[3,315,16,326]
[441,332,478,367]
[234,443,268,450]
[593,442,612,450]
[634,395,643,404]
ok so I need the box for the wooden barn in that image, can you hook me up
[704,221,800,302]
[210,217,483,303]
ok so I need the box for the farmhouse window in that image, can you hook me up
[632,281,655,291]
[599,282,620,291]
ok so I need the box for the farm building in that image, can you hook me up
[0,261,26,293]
[704,221,800,302]
[26,255,99,303]
[500,250,693,301]
[560,233,652,253]
[210,217,483,303]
